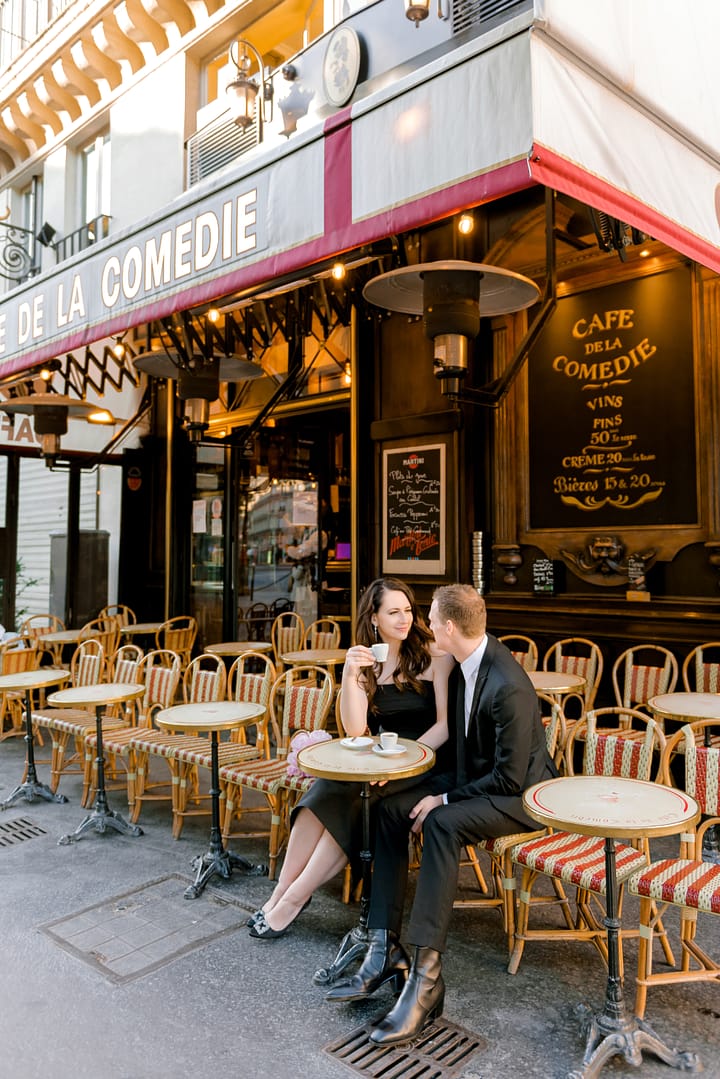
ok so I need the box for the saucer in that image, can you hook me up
[341,736,374,750]
[373,744,405,757]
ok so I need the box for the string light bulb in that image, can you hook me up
[458,213,474,236]
[331,262,346,281]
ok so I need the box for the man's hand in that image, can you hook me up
[408,794,444,834]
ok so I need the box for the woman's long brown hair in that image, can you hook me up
[354,577,433,710]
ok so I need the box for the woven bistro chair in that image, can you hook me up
[98,604,136,629]
[219,665,333,879]
[20,613,65,641]
[168,651,277,839]
[498,635,539,673]
[155,615,197,668]
[0,636,40,741]
[78,616,121,659]
[627,720,720,1018]
[543,636,604,717]
[30,640,108,794]
[682,641,720,693]
[611,644,678,715]
[453,692,568,957]
[81,650,181,809]
[271,611,306,674]
[508,710,670,976]
[129,652,226,825]
[304,618,341,650]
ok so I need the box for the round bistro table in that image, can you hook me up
[48,682,145,844]
[524,774,701,1078]
[0,668,70,809]
[297,735,435,985]
[204,641,273,657]
[155,700,267,899]
[528,671,586,695]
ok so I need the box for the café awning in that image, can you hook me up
[0,0,716,378]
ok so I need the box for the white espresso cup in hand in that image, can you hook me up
[380,731,398,751]
[371,642,389,662]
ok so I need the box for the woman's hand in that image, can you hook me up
[343,644,377,675]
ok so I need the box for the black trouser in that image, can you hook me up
[368,784,526,953]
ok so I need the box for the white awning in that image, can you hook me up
[529,0,720,271]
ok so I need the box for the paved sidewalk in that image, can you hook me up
[0,735,718,1079]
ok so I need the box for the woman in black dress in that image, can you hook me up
[249,577,453,939]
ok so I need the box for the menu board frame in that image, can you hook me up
[514,261,709,565]
[382,442,446,575]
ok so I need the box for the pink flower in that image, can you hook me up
[286,729,332,777]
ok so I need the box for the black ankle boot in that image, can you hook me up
[325,929,410,1002]
[369,947,444,1045]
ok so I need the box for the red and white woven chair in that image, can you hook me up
[304,618,341,650]
[682,642,720,698]
[270,611,305,674]
[508,709,671,975]
[81,649,181,809]
[31,640,108,794]
[168,651,276,839]
[454,691,567,956]
[128,652,226,824]
[498,635,538,673]
[219,665,333,879]
[627,719,720,1018]
[611,644,678,716]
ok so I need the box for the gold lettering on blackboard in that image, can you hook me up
[549,307,665,511]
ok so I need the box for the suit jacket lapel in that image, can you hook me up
[469,636,493,718]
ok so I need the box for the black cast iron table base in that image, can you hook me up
[58,703,143,845]
[314,781,372,986]
[183,730,267,899]
[567,837,701,1078]
[1,689,68,810]
[184,848,266,900]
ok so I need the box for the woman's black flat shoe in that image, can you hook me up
[248,915,289,940]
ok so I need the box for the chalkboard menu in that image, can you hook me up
[532,558,555,593]
[382,443,445,575]
[528,268,696,530]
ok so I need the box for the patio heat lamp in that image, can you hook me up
[363,261,541,401]
[0,393,115,465]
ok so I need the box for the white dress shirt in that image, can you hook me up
[460,636,488,735]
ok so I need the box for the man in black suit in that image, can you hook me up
[326,584,557,1044]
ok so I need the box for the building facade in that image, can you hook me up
[0,0,718,689]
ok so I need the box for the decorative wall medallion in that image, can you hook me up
[322,26,361,108]
[560,535,657,587]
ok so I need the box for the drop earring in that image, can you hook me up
[373,623,379,642]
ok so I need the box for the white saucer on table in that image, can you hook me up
[341,736,374,750]
[373,744,405,757]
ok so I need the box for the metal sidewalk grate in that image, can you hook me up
[324,1018,487,1078]
[0,817,47,847]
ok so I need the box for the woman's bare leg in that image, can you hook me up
[262,830,348,931]
[262,808,327,914]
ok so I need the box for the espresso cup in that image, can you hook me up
[380,731,398,751]
[371,642,389,662]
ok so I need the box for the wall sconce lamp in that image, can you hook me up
[0,393,116,465]
[226,39,273,134]
[404,0,448,27]
[36,221,57,247]
[343,361,352,385]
